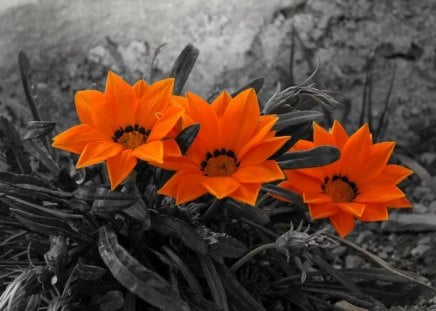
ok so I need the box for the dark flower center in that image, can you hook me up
[201,148,239,177]
[113,124,150,149]
[321,175,359,202]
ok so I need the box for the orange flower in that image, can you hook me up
[278,120,412,238]
[52,71,183,189]
[157,89,290,206]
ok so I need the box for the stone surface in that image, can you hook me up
[0,0,435,148]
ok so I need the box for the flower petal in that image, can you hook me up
[147,105,184,142]
[239,136,290,166]
[137,78,174,129]
[331,120,349,148]
[309,203,338,219]
[158,170,206,204]
[303,192,332,204]
[52,124,109,154]
[386,196,412,208]
[330,212,356,238]
[340,123,372,178]
[106,149,137,189]
[133,141,164,164]
[105,71,137,127]
[75,90,105,125]
[222,89,260,151]
[313,122,336,146]
[211,91,232,117]
[233,160,284,183]
[76,141,124,168]
[355,183,406,202]
[358,141,395,183]
[335,202,366,217]
[230,183,261,206]
[133,79,149,97]
[359,203,388,221]
[201,176,239,199]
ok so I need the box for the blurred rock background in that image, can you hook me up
[0,0,435,155]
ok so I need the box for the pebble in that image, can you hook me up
[410,244,431,257]
[345,254,365,268]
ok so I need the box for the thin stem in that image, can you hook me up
[230,242,277,273]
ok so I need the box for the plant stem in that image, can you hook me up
[230,243,277,273]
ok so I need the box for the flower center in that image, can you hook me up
[322,175,358,202]
[201,148,239,177]
[113,124,150,149]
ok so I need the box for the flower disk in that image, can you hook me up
[157,89,290,206]
[278,120,412,238]
[52,71,183,189]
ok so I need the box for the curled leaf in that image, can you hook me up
[175,123,200,155]
[170,43,199,95]
[23,121,57,140]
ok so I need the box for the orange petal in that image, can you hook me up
[52,124,109,154]
[211,91,232,117]
[239,136,290,166]
[233,160,284,184]
[176,173,208,204]
[201,176,240,199]
[133,79,149,97]
[75,90,105,125]
[331,120,349,148]
[158,170,206,204]
[155,155,198,171]
[313,122,336,146]
[162,139,182,158]
[76,141,124,168]
[358,141,395,183]
[147,105,184,141]
[106,149,137,189]
[386,196,412,208]
[340,123,372,178]
[281,170,323,194]
[330,212,355,238]
[309,203,338,219]
[359,203,388,221]
[379,164,413,184]
[230,183,261,206]
[237,115,278,158]
[105,71,137,127]
[132,141,164,164]
[292,139,315,151]
[184,92,221,151]
[303,192,332,204]
[222,89,260,151]
[355,183,406,202]
[137,78,174,129]
[335,202,366,217]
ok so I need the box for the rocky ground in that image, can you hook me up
[0,0,435,309]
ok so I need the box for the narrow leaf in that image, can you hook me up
[0,116,32,174]
[198,255,229,311]
[98,226,190,311]
[23,121,57,140]
[261,184,304,208]
[277,146,340,169]
[175,123,200,155]
[161,246,204,296]
[150,213,207,254]
[215,262,266,311]
[18,50,42,122]
[225,200,270,225]
[274,110,324,132]
[231,78,265,97]
[170,43,199,95]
